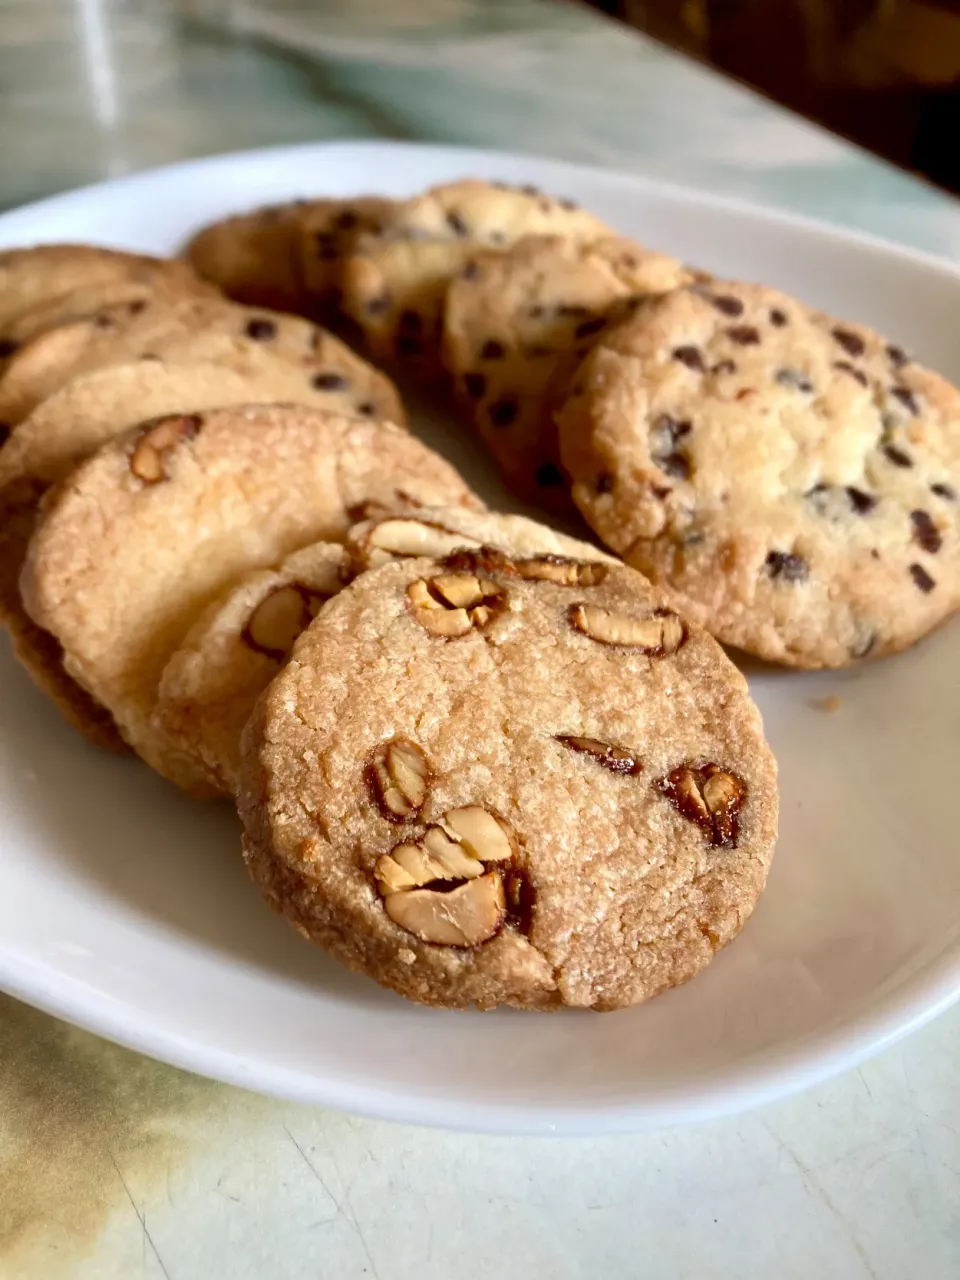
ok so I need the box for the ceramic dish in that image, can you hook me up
[1,141,958,1134]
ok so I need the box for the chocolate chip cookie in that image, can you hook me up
[558,280,960,667]
[340,180,610,373]
[0,294,405,426]
[239,550,778,1010]
[0,353,405,748]
[154,541,348,795]
[20,406,481,791]
[299,197,396,315]
[442,234,696,510]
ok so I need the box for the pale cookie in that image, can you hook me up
[340,180,610,372]
[184,199,312,313]
[239,550,778,1011]
[0,354,405,748]
[0,294,405,425]
[558,280,960,667]
[442,234,696,510]
[0,244,212,343]
[20,406,481,793]
[345,503,615,575]
[154,542,348,796]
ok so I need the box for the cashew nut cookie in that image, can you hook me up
[558,280,960,668]
[20,406,481,792]
[442,234,697,511]
[345,503,615,575]
[0,355,404,750]
[238,551,778,1011]
[0,244,214,341]
[154,542,348,796]
[339,180,610,373]
[0,294,405,427]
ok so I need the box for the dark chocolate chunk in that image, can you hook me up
[673,345,705,372]
[0,338,18,359]
[312,371,350,391]
[886,343,909,368]
[910,563,935,593]
[766,550,808,583]
[931,482,956,501]
[832,327,865,357]
[480,339,505,360]
[396,334,422,357]
[890,385,919,416]
[834,360,868,387]
[558,196,579,210]
[446,210,469,236]
[595,472,614,494]
[245,318,276,341]
[488,398,518,428]
[535,462,565,488]
[463,372,486,400]
[882,443,913,468]
[910,509,942,554]
[846,486,877,514]
[659,453,691,479]
[769,308,788,327]
[356,401,377,417]
[398,309,422,334]
[574,316,607,339]
[712,294,744,316]
[726,325,761,346]
[461,261,480,281]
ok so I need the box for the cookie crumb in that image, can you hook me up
[810,695,842,713]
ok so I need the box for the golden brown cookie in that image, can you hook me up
[20,406,481,792]
[184,199,313,313]
[299,197,396,315]
[340,180,610,374]
[442,234,696,510]
[558,280,960,667]
[0,294,405,426]
[0,353,405,748]
[239,549,778,1011]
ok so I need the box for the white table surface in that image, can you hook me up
[1,3,958,1277]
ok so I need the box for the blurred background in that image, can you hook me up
[586,0,960,194]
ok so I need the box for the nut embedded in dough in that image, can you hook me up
[569,602,685,653]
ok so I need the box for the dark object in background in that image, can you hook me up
[586,1,960,195]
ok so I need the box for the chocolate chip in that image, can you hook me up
[619,253,638,269]
[910,509,942,553]
[832,327,865,357]
[312,371,350,391]
[910,563,936,593]
[93,313,116,329]
[398,309,421,334]
[331,211,356,231]
[528,304,545,319]
[727,326,761,346]
[489,399,518,428]
[0,422,9,447]
[574,316,607,339]
[535,462,565,488]
[489,230,506,246]
[366,294,391,317]
[128,299,147,316]
[883,443,913,468]
[595,472,614,494]
[396,334,422,356]
[673,346,705,372]
[931,482,956,501]
[538,198,552,214]
[711,294,744,316]
[890,385,919,415]
[0,338,18,359]
[712,359,737,376]
[480,339,505,360]
[446,210,468,236]
[766,551,808,583]
[651,484,672,500]
[559,196,579,210]
[463,372,486,399]
[315,233,338,261]
[769,308,788,327]
[654,415,692,446]
[245,318,276,341]
[776,368,813,392]
[658,454,690,479]
[834,360,868,388]
[356,401,377,417]
[557,304,589,318]
[846,486,877,514]
[520,184,540,196]
[461,261,480,281]
[887,344,909,368]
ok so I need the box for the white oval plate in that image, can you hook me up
[1,141,959,1135]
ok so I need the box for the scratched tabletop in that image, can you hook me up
[1,3,959,1277]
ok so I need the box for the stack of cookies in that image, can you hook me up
[3,173,956,1013]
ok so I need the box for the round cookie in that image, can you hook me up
[442,234,696,510]
[184,198,312,314]
[239,550,778,1011]
[558,280,960,668]
[20,406,481,793]
[156,507,614,797]
[0,294,405,426]
[340,180,610,373]
[0,354,406,749]
[154,541,348,796]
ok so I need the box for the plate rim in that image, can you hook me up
[2,137,959,1135]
